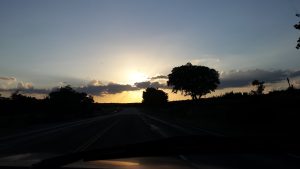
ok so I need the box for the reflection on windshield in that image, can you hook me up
[1,0,300,168]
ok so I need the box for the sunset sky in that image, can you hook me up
[1,0,300,102]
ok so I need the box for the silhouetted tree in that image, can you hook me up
[48,85,93,105]
[287,77,294,90]
[251,80,265,95]
[11,90,38,103]
[167,63,220,100]
[11,90,23,100]
[142,87,168,105]
[48,85,94,115]
[294,20,300,49]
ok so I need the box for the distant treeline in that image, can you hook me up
[0,86,95,127]
[143,88,300,136]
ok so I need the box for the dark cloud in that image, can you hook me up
[0,77,16,81]
[290,70,300,78]
[105,83,137,94]
[134,81,169,89]
[19,88,50,94]
[150,75,168,80]
[76,83,138,95]
[134,81,151,88]
[17,82,34,89]
[0,83,139,96]
[87,80,102,86]
[2,69,300,97]
[0,88,50,94]
[77,81,170,95]
[220,69,294,88]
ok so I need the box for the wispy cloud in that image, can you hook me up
[1,69,300,98]
[290,70,300,78]
[134,81,168,89]
[87,79,102,86]
[78,81,169,96]
[0,87,50,94]
[150,75,168,80]
[220,69,294,88]
[190,58,221,68]
[0,76,16,81]
[76,83,138,95]
[17,82,34,89]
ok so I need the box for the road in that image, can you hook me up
[0,108,215,158]
[1,108,300,169]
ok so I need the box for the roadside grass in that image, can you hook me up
[140,96,300,137]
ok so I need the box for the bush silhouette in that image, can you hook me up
[294,20,300,49]
[48,85,93,104]
[167,63,220,100]
[47,85,94,115]
[142,87,168,105]
[251,80,265,95]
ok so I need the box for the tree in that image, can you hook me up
[251,80,265,95]
[11,90,37,103]
[294,20,300,49]
[142,87,168,105]
[48,85,93,105]
[48,85,94,115]
[167,63,220,100]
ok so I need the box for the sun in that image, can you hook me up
[128,72,148,84]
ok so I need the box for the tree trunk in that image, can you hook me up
[197,95,202,100]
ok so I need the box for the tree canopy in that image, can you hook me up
[251,80,265,95]
[167,63,220,100]
[142,87,168,105]
[47,85,94,115]
[294,20,300,49]
[48,85,94,105]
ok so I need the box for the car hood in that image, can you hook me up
[0,153,200,169]
[1,135,300,169]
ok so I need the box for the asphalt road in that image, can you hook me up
[1,108,300,169]
[0,108,212,158]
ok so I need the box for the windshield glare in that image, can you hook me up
[1,0,300,168]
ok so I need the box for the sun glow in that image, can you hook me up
[128,72,148,85]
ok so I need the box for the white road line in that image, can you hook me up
[287,153,300,159]
[0,119,90,141]
[0,113,120,143]
[0,114,120,152]
[144,114,224,137]
[73,119,120,152]
[139,113,222,169]
[149,124,169,138]
[178,155,203,169]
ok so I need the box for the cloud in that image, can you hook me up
[220,69,293,88]
[290,70,300,78]
[17,82,34,89]
[0,87,50,94]
[18,88,50,94]
[0,77,16,81]
[2,69,300,97]
[76,83,138,95]
[134,81,151,88]
[0,81,51,95]
[150,75,168,80]
[0,82,139,96]
[134,81,169,89]
[0,76,17,89]
[190,58,221,68]
[77,81,170,96]
[105,83,137,94]
[87,79,102,86]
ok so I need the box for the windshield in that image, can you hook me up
[1,0,300,168]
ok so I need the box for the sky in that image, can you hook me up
[1,0,300,102]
